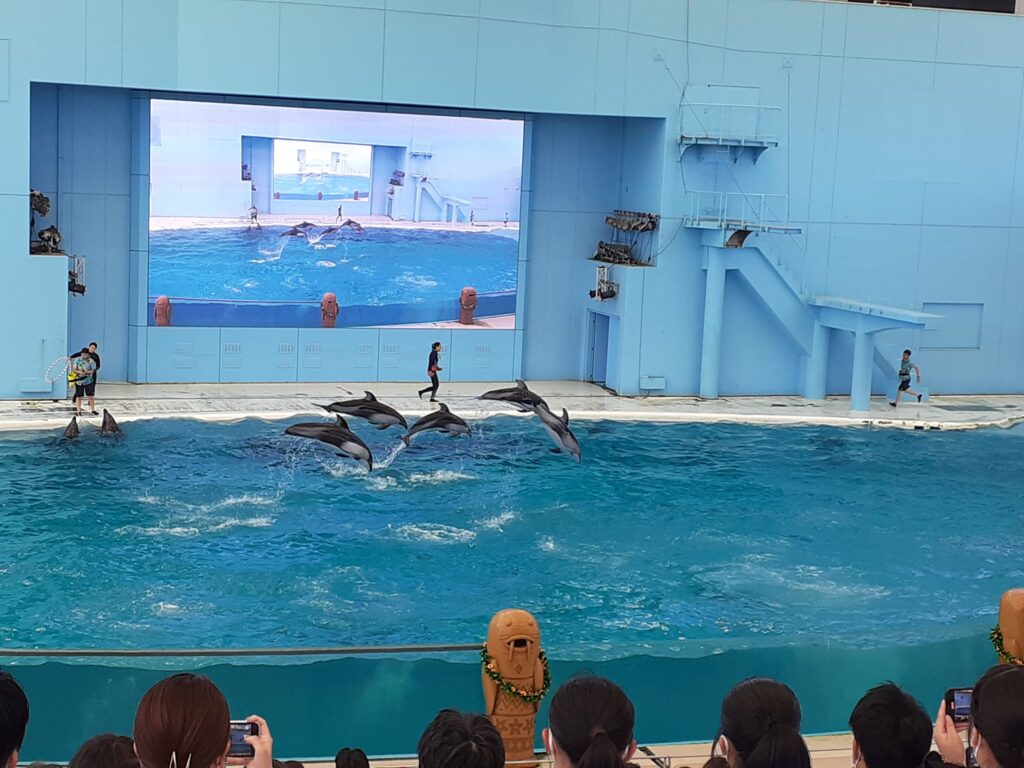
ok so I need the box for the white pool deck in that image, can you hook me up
[1,380,1022,432]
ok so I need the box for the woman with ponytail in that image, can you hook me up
[543,676,637,768]
[714,678,811,768]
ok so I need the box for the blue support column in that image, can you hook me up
[700,248,726,399]
[804,321,830,400]
[850,329,875,412]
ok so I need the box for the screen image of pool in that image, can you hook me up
[149,99,523,330]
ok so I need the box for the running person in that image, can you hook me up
[890,348,922,407]
[417,342,443,402]
[70,348,98,416]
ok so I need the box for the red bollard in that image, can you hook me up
[321,292,340,328]
[154,296,172,326]
[459,286,478,325]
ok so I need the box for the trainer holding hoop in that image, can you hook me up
[69,342,101,416]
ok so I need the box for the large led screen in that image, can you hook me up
[149,100,524,329]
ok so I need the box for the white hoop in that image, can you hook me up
[44,356,70,383]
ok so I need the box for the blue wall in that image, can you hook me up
[4,0,1024,396]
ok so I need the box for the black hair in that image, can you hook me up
[89,342,98,348]
[80,347,90,354]
[417,710,504,768]
[903,349,912,356]
[336,748,369,768]
[717,678,810,768]
[972,664,1024,768]
[69,734,136,768]
[848,683,931,768]
[548,675,635,768]
[0,671,29,767]
[432,342,442,350]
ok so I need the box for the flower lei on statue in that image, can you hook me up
[481,644,552,705]
[990,625,1024,665]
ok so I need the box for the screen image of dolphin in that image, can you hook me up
[479,380,547,412]
[285,419,374,470]
[533,403,581,463]
[315,392,407,430]
[400,403,471,446]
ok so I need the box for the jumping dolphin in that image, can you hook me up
[534,403,581,463]
[280,227,308,238]
[400,403,471,446]
[99,409,121,435]
[63,417,80,439]
[285,419,374,470]
[479,380,547,413]
[315,392,408,430]
[295,221,317,229]
[317,226,340,237]
[339,219,366,233]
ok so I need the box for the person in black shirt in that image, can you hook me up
[70,342,101,414]
[418,341,443,402]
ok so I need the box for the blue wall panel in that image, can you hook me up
[297,328,381,382]
[219,328,299,383]
[279,4,385,102]
[146,327,221,383]
[448,330,516,382]
[377,329,453,382]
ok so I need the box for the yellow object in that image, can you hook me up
[482,609,545,766]
[998,589,1024,664]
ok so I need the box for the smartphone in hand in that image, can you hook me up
[229,721,259,759]
[945,688,973,723]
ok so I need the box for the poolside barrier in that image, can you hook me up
[460,286,478,325]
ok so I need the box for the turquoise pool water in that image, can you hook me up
[148,226,519,304]
[273,172,370,200]
[1,417,1020,655]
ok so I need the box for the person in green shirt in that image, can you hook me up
[890,349,923,407]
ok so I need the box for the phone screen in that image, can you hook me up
[948,688,973,722]
[229,722,257,758]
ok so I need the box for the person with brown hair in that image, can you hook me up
[133,674,273,768]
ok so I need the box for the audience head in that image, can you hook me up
[70,734,137,768]
[971,664,1024,768]
[716,678,810,768]
[0,671,29,768]
[544,675,636,768]
[417,710,503,768]
[848,683,931,768]
[335,748,368,768]
[432,342,442,352]
[133,673,230,768]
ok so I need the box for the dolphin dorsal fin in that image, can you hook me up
[438,403,450,413]
[516,379,527,389]
[561,409,570,426]
[335,415,349,429]
[364,391,377,401]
